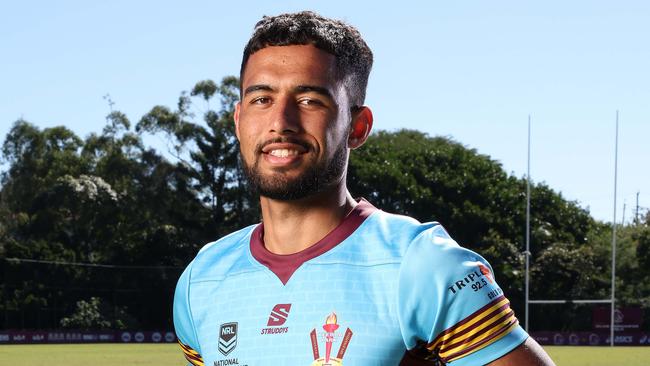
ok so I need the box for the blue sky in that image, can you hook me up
[1,1,648,223]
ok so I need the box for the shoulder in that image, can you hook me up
[398,223,502,317]
[197,224,258,255]
[363,208,461,260]
[322,209,439,265]
[183,224,259,283]
[367,209,435,242]
[173,225,258,360]
[360,209,440,254]
[396,223,528,365]
[401,223,489,283]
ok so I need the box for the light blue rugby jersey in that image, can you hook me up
[173,200,528,366]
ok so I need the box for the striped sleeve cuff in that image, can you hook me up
[178,340,205,366]
[427,295,519,363]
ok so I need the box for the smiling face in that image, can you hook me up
[235,44,359,201]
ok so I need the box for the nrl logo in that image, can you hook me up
[218,322,238,356]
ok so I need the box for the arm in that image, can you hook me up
[398,225,555,366]
[399,337,556,366]
[488,337,556,366]
[174,264,205,366]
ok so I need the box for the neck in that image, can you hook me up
[259,184,357,255]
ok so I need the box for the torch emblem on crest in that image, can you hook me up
[309,312,353,366]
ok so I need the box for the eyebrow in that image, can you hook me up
[243,84,334,100]
[243,84,273,96]
[294,85,333,99]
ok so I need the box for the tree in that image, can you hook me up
[3,79,642,332]
[137,76,258,237]
[0,115,204,329]
[635,222,650,275]
[348,129,597,319]
[60,297,137,330]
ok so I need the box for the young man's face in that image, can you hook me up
[235,44,354,200]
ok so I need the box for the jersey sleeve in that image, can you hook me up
[398,225,528,365]
[173,263,205,366]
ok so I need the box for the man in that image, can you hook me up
[174,11,555,366]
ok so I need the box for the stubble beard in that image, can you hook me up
[242,141,348,201]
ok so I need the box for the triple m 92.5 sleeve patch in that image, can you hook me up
[398,226,527,365]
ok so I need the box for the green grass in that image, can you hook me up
[0,344,649,365]
[545,346,650,366]
[0,344,185,366]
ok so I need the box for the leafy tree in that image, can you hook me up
[137,77,258,237]
[0,116,201,329]
[60,297,137,330]
[635,223,650,276]
[348,129,597,318]
[2,78,645,332]
[0,77,260,330]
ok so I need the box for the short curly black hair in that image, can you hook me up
[240,11,373,108]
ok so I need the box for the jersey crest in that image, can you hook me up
[218,322,238,356]
[309,312,354,366]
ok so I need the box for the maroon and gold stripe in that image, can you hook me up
[427,295,519,363]
[178,339,205,366]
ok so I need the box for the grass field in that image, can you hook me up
[0,344,649,365]
[0,344,185,366]
[544,346,650,366]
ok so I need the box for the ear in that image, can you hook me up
[348,106,373,149]
[234,102,242,141]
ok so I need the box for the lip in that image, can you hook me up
[261,142,308,154]
[260,142,309,166]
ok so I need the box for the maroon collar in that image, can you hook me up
[250,199,377,285]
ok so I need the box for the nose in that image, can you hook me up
[269,97,300,134]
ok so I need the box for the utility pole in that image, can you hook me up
[610,111,619,347]
[636,191,640,224]
[525,115,531,332]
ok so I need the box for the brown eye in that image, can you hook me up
[251,97,271,105]
[298,98,324,107]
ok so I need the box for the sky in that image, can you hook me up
[1,0,648,223]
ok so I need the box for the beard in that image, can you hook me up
[242,137,348,201]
